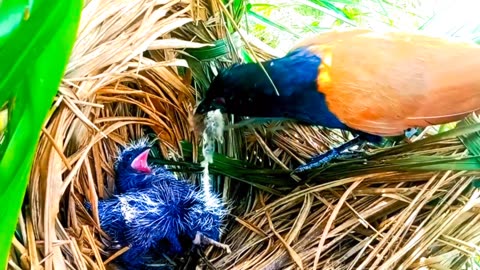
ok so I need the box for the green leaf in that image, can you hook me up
[224,0,246,32]
[149,141,296,195]
[341,5,364,21]
[308,0,351,20]
[0,0,82,267]
[246,6,302,38]
[186,36,239,60]
[295,0,357,26]
[247,3,280,11]
[240,48,255,63]
[372,122,480,158]
[458,115,480,157]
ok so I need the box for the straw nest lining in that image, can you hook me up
[18,0,202,269]
[9,0,480,270]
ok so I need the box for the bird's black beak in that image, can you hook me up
[195,97,226,115]
[195,100,209,115]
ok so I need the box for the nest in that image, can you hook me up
[8,0,480,270]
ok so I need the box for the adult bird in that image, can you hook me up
[194,29,480,172]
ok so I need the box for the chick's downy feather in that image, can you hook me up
[97,177,224,256]
[91,139,226,269]
[113,138,177,193]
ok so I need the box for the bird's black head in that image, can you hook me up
[194,48,323,121]
[195,77,227,115]
[194,62,278,117]
[195,65,242,115]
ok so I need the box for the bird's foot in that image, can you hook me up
[404,127,420,140]
[334,149,368,160]
[294,149,368,173]
[294,136,367,173]
[193,232,231,254]
[294,148,340,173]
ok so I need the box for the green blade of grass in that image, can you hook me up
[312,155,480,180]
[307,0,351,20]
[240,48,255,63]
[457,114,480,189]
[176,120,480,185]
[229,0,247,23]
[149,141,297,195]
[246,4,302,38]
[371,122,480,158]
[305,116,480,180]
[295,0,356,26]
[0,0,82,267]
[157,119,480,190]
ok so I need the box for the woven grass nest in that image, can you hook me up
[9,1,480,270]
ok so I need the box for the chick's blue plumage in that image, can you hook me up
[92,139,227,269]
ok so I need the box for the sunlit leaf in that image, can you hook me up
[0,0,82,267]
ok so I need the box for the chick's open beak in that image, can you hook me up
[131,149,152,173]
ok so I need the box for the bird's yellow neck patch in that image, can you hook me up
[318,47,333,91]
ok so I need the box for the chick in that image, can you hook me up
[92,139,229,269]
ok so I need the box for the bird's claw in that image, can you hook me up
[334,149,368,160]
[404,127,420,140]
[294,148,339,173]
[194,232,231,254]
[294,148,368,173]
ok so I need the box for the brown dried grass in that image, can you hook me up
[8,0,480,269]
[13,0,206,269]
[203,117,480,269]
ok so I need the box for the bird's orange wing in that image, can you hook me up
[294,30,480,136]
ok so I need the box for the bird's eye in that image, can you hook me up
[214,97,226,105]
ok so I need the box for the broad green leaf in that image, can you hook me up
[0,0,82,267]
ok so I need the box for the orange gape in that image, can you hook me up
[292,29,480,136]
